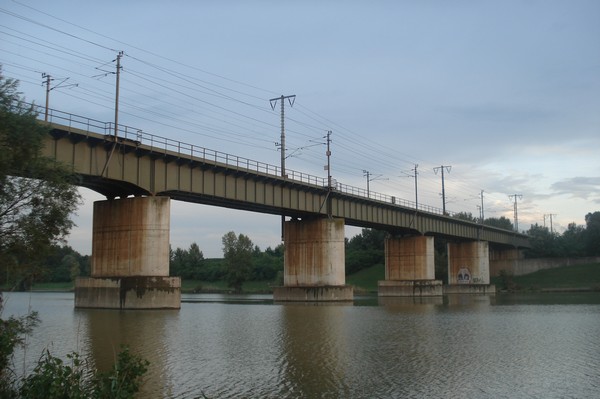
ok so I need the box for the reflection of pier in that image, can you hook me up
[279,303,351,396]
[378,295,444,307]
[78,308,178,397]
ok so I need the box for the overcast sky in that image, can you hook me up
[2,0,599,257]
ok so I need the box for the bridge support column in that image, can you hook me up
[75,196,181,309]
[273,218,353,301]
[378,236,442,296]
[445,241,495,294]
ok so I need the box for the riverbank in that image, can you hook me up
[5,262,599,294]
[490,262,600,292]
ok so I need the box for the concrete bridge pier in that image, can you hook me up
[378,236,442,297]
[273,217,353,301]
[445,241,495,294]
[75,196,181,309]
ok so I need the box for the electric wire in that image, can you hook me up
[0,3,529,221]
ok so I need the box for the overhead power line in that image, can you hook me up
[0,2,535,221]
[0,7,118,52]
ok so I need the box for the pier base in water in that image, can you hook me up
[273,285,354,302]
[443,284,496,295]
[75,276,181,309]
[378,280,443,297]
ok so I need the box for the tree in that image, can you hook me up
[559,223,586,257]
[484,216,514,231]
[584,212,600,256]
[0,297,39,393]
[250,245,283,281]
[345,228,386,275]
[454,212,478,223]
[222,231,253,292]
[0,68,81,286]
[524,223,559,258]
[170,243,205,280]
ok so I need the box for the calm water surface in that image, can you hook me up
[3,292,600,398]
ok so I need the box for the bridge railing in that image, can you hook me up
[39,105,458,217]
[333,182,451,215]
[40,105,113,135]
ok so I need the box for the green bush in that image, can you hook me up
[17,347,148,399]
[1,295,148,398]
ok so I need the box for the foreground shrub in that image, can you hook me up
[1,294,148,398]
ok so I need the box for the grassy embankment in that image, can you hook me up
[491,262,600,292]
[17,262,600,293]
[22,265,387,293]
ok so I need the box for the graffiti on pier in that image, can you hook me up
[457,267,471,284]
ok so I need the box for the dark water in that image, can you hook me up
[3,292,600,398]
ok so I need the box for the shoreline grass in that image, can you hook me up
[4,262,598,294]
[491,262,600,292]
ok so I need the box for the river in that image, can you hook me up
[3,292,599,398]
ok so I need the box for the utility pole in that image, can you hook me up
[509,194,523,232]
[544,213,557,233]
[269,94,296,178]
[101,51,124,178]
[114,51,123,139]
[43,73,51,122]
[433,165,452,215]
[325,130,333,218]
[325,130,332,189]
[401,164,419,210]
[363,170,371,197]
[480,190,485,223]
[42,73,77,122]
[362,170,387,198]
[270,94,295,240]
[413,164,419,210]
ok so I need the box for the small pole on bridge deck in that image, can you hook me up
[363,170,387,199]
[400,164,419,210]
[41,73,77,122]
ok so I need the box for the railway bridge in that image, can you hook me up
[39,109,529,308]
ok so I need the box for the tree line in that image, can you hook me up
[3,210,597,290]
[453,211,600,258]
[170,234,284,292]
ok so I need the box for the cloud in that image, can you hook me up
[550,176,600,202]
